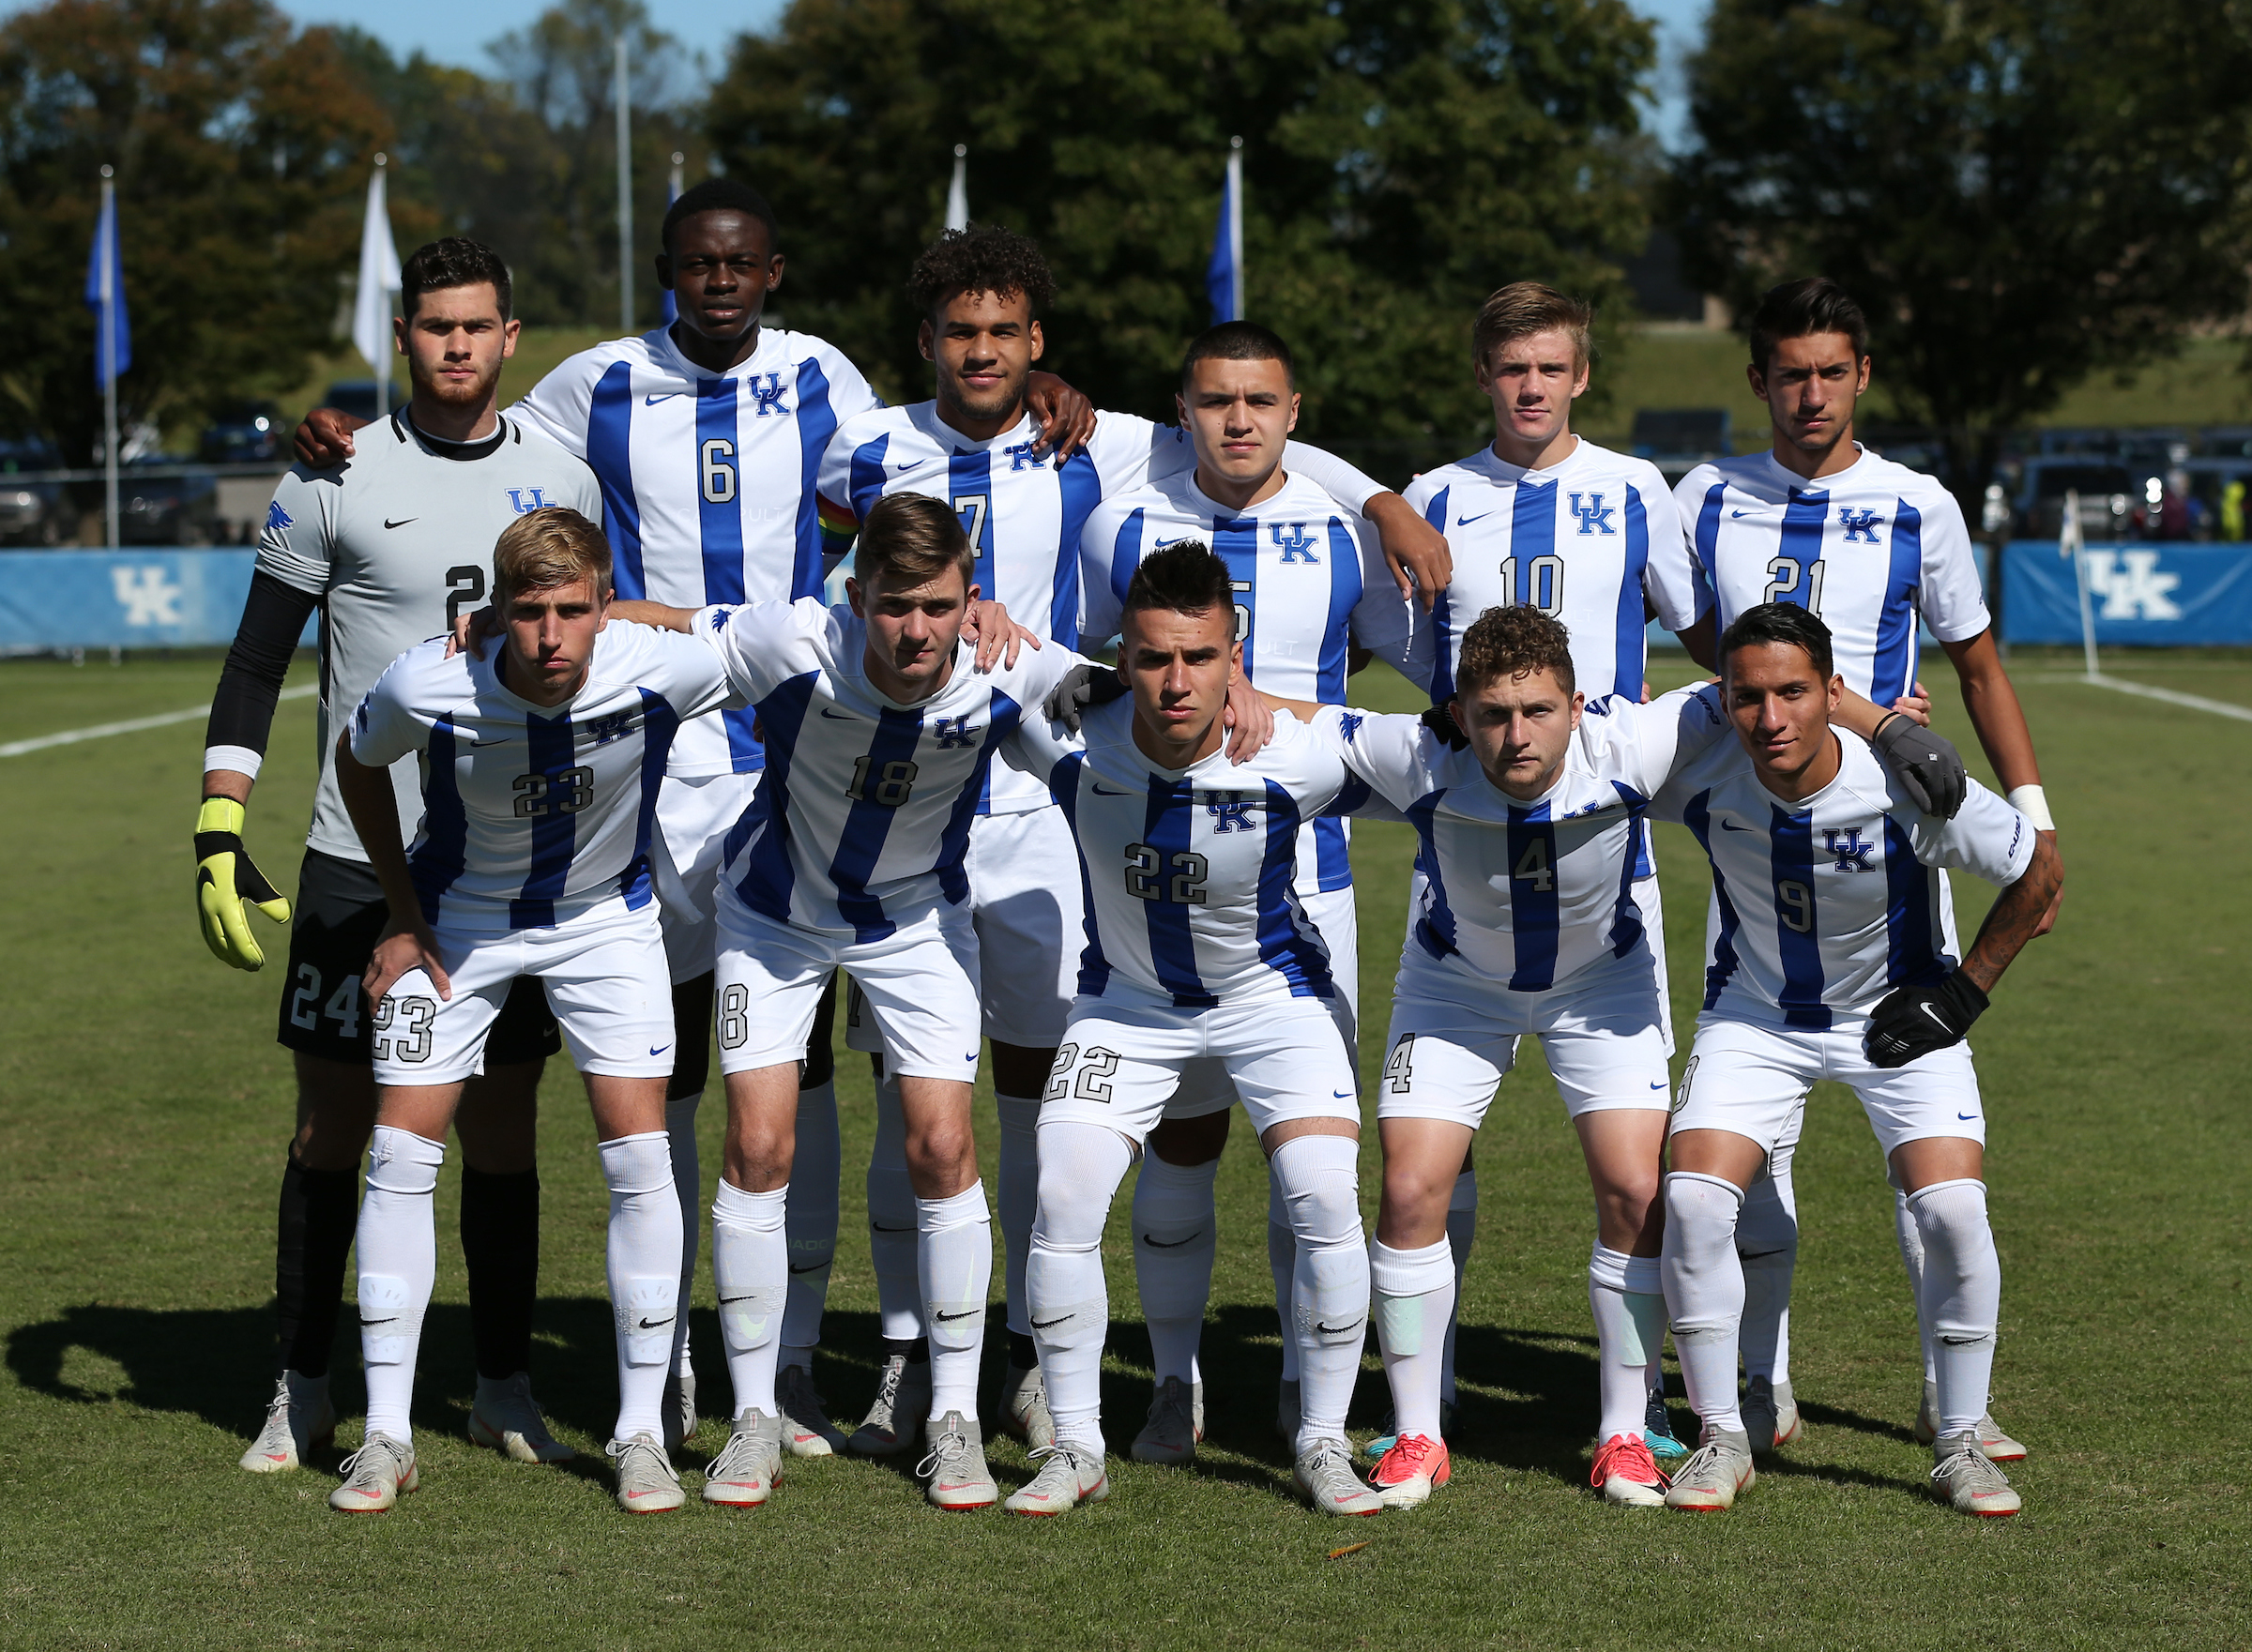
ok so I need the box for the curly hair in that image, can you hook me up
[1454,603,1576,698]
[907,225,1057,320]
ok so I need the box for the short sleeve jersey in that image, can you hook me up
[509,325,884,779]
[1651,732,2035,1028]
[1002,702,1351,1008]
[1669,447,1991,705]
[1309,685,1730,993]
[693,599,1083,939]
[254,413,602,864]
[347,622,733,932]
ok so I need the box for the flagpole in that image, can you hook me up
[99,166,118,550]
[616,37,633,333]
[946,144,968,234]
[373,155,390,423]
[1226,135,1243,321]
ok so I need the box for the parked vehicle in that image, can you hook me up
[118,459,219,545]
[199,400,285,464]
[0,439,80,547]
[2008,460,2137,539]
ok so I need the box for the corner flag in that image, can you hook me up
[1206,136,1243,325]
[352,155,402,416]
[84,177,129,386]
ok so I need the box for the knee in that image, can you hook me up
[904,1116,974,1184]
[723,1124,794,1193]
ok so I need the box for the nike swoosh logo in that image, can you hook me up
[788,1263,829,1275]
[819,707,854,720]
[869,1222,916,1233]
[717,1295,756,1306]
[1922,1006,1951,1028]
[1152,536,1191,548]
[1030,1314,1072,1330]
[1731,508,1752,518]
[1719,819,1752,832]
[892,460,919,472]
[637,1316,673,1329]
[1090,782,1132,796]
[1315,1321,1363,1336]
[649,1044,671,1056]
[1454,511,1493,526]
[1650,1080,1666,1089]
[1956,1112,1979,1121]
[1331,1090,1354,1099]
[934,1309,980,1322]
[645,393,681,405]
[384,517,416,529]
[358,1317,397,1327]
[1141,1231,1204,1249]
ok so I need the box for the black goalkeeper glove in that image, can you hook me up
[195,796,292,971]
[1870,712,1968,819]
[1043,661,1129,732]
[1419,701,1468,751]
[1864,969,1989,1068]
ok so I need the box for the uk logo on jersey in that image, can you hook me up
[1824,827,1875,871]
[1205,792,1257,832]
[1839,508,1885,543]
[586,709,637,748]
[265,499,293,533]
[1568,492,1617,536]
[1004,440,1050,472]
[1271,523,1318,563]
[746,372,790,417]
[506,488,551,513]
[931,715,981,749]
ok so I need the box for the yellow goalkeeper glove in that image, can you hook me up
[195,796,292,970]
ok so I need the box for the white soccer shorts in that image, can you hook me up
[372,899,674,1086]
[1041,990,1361,1144]
[1670,1013,1986,1161]
[1375,938,1673,1128]
[714,885,981,1084]
[651,769,762,986]
[1634,870,1674,1057]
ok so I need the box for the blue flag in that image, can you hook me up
[84,185,131,386]
[1206,151,1241,326]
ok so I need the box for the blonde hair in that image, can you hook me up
[493,507,613,599]
[1471,280,1593,375]
[854,492,975,590]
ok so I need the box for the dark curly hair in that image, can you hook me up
[907,225,1057,321]
[1455,603,1576,698]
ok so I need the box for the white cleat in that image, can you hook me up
[1931,1432,2021,1517]
[1369,1433,1451,1509]
[662,1368,699,1449]
[918,1410,997,1511]
[607,1432,685,1514]
[1130,1376,1203,1466]
[1591,1432,1668,1508]
[1914,1383,2026,1463]
[1002,1361,1056,1451]
[775,1364,845,1457]
[849,1353,932,1457]
[327,1432,418,1513]
[1664,1429,1756,1512]
[468,1372,574,1463]
[1004,1443,1110,1517]
[239,1372,334,1473]
[1295,1437,1383,1517]
[1743,1375,1802,1456]
[702,1409,784,1508]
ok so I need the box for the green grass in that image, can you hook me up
[2,646,2247,1649]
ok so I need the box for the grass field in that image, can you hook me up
[3,645,2248,1649]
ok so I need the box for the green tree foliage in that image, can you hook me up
[1672,0,2252,505]
[706,0,1657,470]
[0,0,392,461]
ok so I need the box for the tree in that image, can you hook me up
[0,0,393,461]
[705,0,1657,475]
[1672,0,2252,511]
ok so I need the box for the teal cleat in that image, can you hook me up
[1362,1399,1455,1462]
[1645,1387,1691,1463]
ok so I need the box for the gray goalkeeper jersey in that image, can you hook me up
[255,411,601,863]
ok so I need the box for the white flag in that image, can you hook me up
[945,145,968,233]
[352,160,403,375]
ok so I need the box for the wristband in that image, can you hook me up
[2004,784,2054,830]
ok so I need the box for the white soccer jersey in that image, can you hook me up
[1400,438,1697,705]
[693,598,1082,939]
[347,622,735,933]
[1080,467,1414,892]
[1309,685,1728,992]
[1002,701,1351,1008]
[509,325,883,778]
[1651,732,2035,1029]
[1670,447,1990,705]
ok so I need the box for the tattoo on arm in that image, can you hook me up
[1959,836,2062,994]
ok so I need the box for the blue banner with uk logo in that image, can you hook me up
[0,550,317,650]
[1999,540,2252,646]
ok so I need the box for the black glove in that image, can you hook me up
[1419,701,1468,751]
[1043,661,1128,732]
[1864,969,1989,1068]
[1870,713,1968,819]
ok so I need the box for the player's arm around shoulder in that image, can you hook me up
[1590,679,1731,797]
[334,647,454,1004]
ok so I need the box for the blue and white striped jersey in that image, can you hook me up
[1080,468,1414,893]
[348,623,735,933]
[693,599,1083,939]
[1399,438,1698,705]
[509,326,883,779]
[1652,733,2034,1028]
[1668,447,1990,705]
[1308,685,1729,993]
[1001,701,1351,1008]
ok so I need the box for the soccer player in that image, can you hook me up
[1666,277,2056,1459]
[814,228,1445,1456]
[1651,603,2060,1516]
[200,238,599,1474]
[327,507,737,1515]
[1000,542,1377,1517]
[605,493,1074,1512]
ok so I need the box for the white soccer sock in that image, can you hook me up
[710,1179,786,1420]
[1907,1179,2001,1437]
[1442,1168,1476,1406]
[1133,1153,1219,1386]
[1661,1171,1747,1439]
[601,1131,682,1443]
[1894,1182,1939,1385]
[663,1095,702,1379]
[1027,1120,1134,1452]
[1737,1154,1799,1387]
[1371,1237,1453,1441]
[1273,1134,1369,1453]
[866,1074,925,1342]
[1589,1244,1666,1442]
[918,1182,993,1421]
[995,1092,1042,1342]
[779,1078,839,1372]
[356,1126,445,1443]
[1267,1179,1298,1384]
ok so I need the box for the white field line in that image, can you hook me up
[2034,672,2252,723]
[0,683,316,758]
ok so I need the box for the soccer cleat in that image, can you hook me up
[1369,1432,1451,1509]
[1274,1377,1301,1441]
[848,1353,932,1457]
[1295,1437,1384,1517]
[702,1410,784,1508]
[917,1410,997,1510]
[468,1372,574,1463]
[1930,1432,2021,1517]
[1645,1387,1691,1463]
[1004,1443,1111,1517]
[240,1372,335,1473]
[607,1432,685,1513]
[1914,1383,2026,1463]
[1362,1400,1457,1462]
[662,1368,699,1449]
[1742,1375,1802,1455]
[1130,1376,1204,1466]
[775,1364,845,1457]
[1002,1361,1057,1451]
[1591,1432,1668,1508]
[1663,1429,1756,1512]
[327,1432,418,1513]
